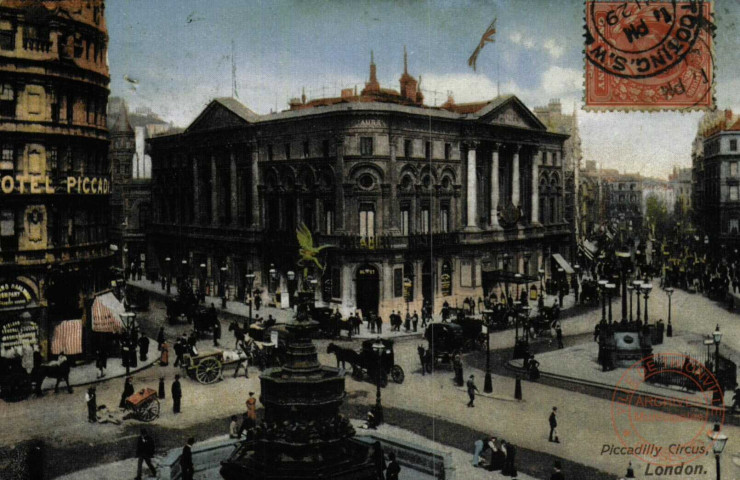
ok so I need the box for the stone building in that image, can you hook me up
[692,109,740,244]
[148,53,572,317]
[604,172,643,231]
[577,160,606,239]
[0,0,110,359]
[669,166,692,222]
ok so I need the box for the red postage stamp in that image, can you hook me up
[609,353,724,472]
[584,1,714,111]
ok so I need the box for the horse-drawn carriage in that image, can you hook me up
[327,339,404,387]
[0,355,73,401]
[452,316,487,351]
[481,304,514,331]
[124,285,150,312]
[181,349,248,384]
[125,387,160,422]
[312,307,356,339]
[580,280,599,305]
[423,322,465,372]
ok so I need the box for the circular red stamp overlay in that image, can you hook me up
[610,353,725,467]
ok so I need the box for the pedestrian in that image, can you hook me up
[181,437,195,480]
[246,391,257,429]
[548,406,560,443]
[173,338,184,367]
[375,313,383,334]
[501,440,517,477]
[157,327,165,349]
[404,313,411,332]
[550,460,565,480]
[229,415,240,439]
[85,386,97,423]
[466,374,479,407]
[119,377,134,409]
[172,374,182,414]
[135,428,157,479]
[385,451,401,480]
[367,312,374,333]
[625,460,635,478]
[472,435,490,467]
[593,322,601,342]
[417,345,426,376]
[122,339,131,376]
[253,289,262,311]
[95,348,107,378]
[158,377,166,399]
[412,311,419,332]
[453,354,464,386]
[138,335,150,362]
[213,319,221,347]
[159,340,169,366]
[555,322,563,349]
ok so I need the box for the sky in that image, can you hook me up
[107,0,740,180]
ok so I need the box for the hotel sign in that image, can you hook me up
[0,282,33,308]
[0,175,111,195]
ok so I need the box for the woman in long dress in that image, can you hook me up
[500,440,518,477]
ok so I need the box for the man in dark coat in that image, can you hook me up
[135,428,156,479]
[549,406,559,443]
[466,374,479,407]
[86,387,97,423]
[375,313,383,334]
[253,289,262,311]
[138,335,150,361]
[417,345,426,376]
[119,377,134,409]
[181,437,195,480]
[173,338,184,367]
[385,451,401,480]
[157,327,165,348]
[501,440,517,476]
[412,311,419,332]
[213,319,221,347]
[172,374,182,414]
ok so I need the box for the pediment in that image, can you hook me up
[185,102,250,133]
[477,97,546,131]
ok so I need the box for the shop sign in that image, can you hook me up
[441,262,452,296]
[0,282,33,308]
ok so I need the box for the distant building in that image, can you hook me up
[577,160,605,238]
[603,172,643,231]
[669,166,692,221]
[692,109,740,244]
[642,178,674,216]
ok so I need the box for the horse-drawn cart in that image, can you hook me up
[126,388,160,422]
[181,349,247,384]
[327,339,404,387]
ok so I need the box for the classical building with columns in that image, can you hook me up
[148,53,571,318]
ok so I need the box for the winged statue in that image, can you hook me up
[296,223,332,276]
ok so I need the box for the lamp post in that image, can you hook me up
[598,279,608,323]
[199,263,207,300]
[627,285,634,322]
[606,283,616,324]
[707,424,728,480]
[269,264,277,305]
[245,271,255,326]
[372,338,385,425]
[503,253,512,308]
[538,268,545,309]
[642,283,652,325]
[666,287,674,337]
[220,266,228,306]
[165,257,171,295]
[287,270,296,308]
[713,325,722,400]
[633,280,643,322]
[484,307,493,393]
[615,250,630,322]
[523,251,531,292]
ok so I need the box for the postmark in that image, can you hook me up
[584,1,714,110]
[609,353,724,468]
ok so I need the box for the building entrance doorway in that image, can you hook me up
[355,265,379,315]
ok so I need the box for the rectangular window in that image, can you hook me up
[731,186,739,201]
[303,140,309,158]
[325,209,334,234]
[440,206,449,233]
[360,137,373,156]
[267,144,273,162]
[66,93,74,125]
[331,267,341,299]
[359,205,375,238]
[284,143,291,160]
[444,143,451,160]
[731,139,738,152]
[0,84,15,117]
[400,208,409,235]
[393,268,403,297]
[1,145,13,172]
[0,20,14,51]
[425,141,431,161]
[731,219,739,234]
[420,208,430,233]
[404,139,412,158]
[0,209,14,237]
[322,139,329,158]
[731,162,738,177]
[47,146,57,173]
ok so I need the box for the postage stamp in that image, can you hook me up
[584,0,714,111]
[608,353,724,471]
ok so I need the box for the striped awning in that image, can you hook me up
[552,253,575,274]
[51,320,82,355]
[92,292,125,333]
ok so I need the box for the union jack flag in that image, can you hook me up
[468,18,497,72]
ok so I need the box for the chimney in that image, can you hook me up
[341,88,354,99]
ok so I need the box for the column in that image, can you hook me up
[490,144,500,228]
[250,144,260,228]
[388,136,399,233]
[192,155,200,224]
[211,155,218,226]
[465,144,478,230]
[531,149,540,224]
[512,145,520,207]
[335,136,345,232]
[230,150,238,226]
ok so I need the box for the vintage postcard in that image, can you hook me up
[0,1,738,480]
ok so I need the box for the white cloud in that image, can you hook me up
[543,38,564,59]
[509,31,536,50]
[509,32,523,44]
[540,66,582,96]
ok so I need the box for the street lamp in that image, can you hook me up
[484,307,493,393]
[269,264,277,304]
[627,285,634,322]
[606,283,616,324]
[522,251,531,292]
[712,324,723,408]
[287,270,296,308]
[633,280,643,323]
[165,257,171,295]
[538,268,545,309]
[503,253,512,308]
[707,424,728,480]
[220,266,228,301]
[245,271,255,326]
[598,279,608,323]
[199,263,207,299]
[372,338,385,425]
[665,287,674,337]
[642,283,653,325]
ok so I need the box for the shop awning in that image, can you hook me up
[51,319,82,355]
[579,240,598,260]
[552,253,575,274]
[92,292,125,333]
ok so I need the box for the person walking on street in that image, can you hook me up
[467,374,479,407]
[181,437,195,480]
[472,436,490,467]
[157,327,165,349]
[172,375,182,414]
[138,335,150,362]
[245,391,257,429]
[550,460,565,480]
[404,313,411,332]
[549,406,560,443]
[385,452,401,480]
[453,354,464,386]
[119,377,134,409]
[213,319,221,347]
[85,386,97,423]
[159,340,169,366]
[95,349,107,378]
[173,338,184,367]
[417,345,426,376]
[135,428,157,479]
[412,311,419,332]
[122,339,131,376]
[555,321,564,349]
[375,313,383,334]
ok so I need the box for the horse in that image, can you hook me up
[327,343,360,371]
[32,359,72,395]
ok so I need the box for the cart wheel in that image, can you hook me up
[391,365,405,384]
[195,357,222,384]
[138,399,160,422]
[351,364,364,381]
